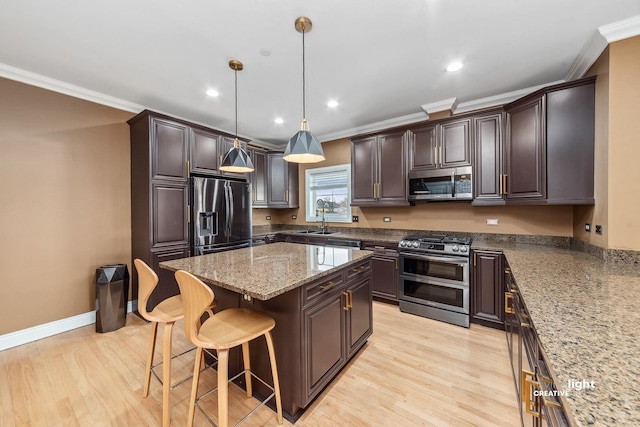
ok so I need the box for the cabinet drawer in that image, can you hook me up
[345,260,371,284]
[303,272,345,307]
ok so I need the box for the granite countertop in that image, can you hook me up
[474,241,640,427]
[159,242,373,300]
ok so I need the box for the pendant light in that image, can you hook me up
[283,16,325,163]
[220,59,254,172]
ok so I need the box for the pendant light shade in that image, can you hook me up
[283,17,325,164]
[220,59,254,173]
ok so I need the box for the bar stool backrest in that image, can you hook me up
[134,258,159,321]
[175,270,216,347]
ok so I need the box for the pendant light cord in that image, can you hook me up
[234,68,238,138]
[302,24,306,120]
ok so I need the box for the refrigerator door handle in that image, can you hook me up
[228,183,235,237]
[224,182,230,237]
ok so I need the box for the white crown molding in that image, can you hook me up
[0,62,144,113]
[455,80,564,114]
[317,112,427,142]
[565,31,609,81]
[0,300,137,351]
[599,15,640,43]
[566,15,640,81]
[420,97,458,117]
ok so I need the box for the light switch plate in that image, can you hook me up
[585,223,591,232]
[266,216,271,220]
[383,217,391,222]
[292,215,297,220]
[486,218,499,226]
[352,215,359,222]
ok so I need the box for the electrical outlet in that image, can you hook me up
[585,223,591,232]
[352,215,359,222]
[291,215,297,220]
[383,217,391,222]
[265,216,271,220]
[486,218,499,226]
[595,225,603,235]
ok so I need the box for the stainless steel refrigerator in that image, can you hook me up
[191,176,252,255]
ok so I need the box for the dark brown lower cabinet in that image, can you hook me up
[211,258,372,421]
[363,242,399,303]
[471,250,504,328]
[506,268,570,427]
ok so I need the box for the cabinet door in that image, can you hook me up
[409,125,438,171]
[473,113,504,204]
[350,136,377,205]
[303,291,346,401]
[378,131,408,204]
[151,118,188,181]
[250,149,268,207]
[267,153,289,206]
[370,254,398,302]
[287,160,299,208]
[505,97,546,200]
[219,136,250,180]
[346,277,373,357]
[472,250,504,328]
[189,128,220,175]
[151,182,189,248]
[148,246,190,310]
[440,118,472,168]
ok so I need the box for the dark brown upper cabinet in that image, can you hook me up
[249,147,268,208]
[189,127,220,175]
[351,130,409,207]
[267,152,299,208]
[409,118,471,172]
[502,76,595,205]
[151,117,189,182]
[472,111,505,205]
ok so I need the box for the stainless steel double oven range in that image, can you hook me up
[398,235,472,328]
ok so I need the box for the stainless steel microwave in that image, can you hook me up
[408,166,473,201]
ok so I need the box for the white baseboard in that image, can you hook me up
[0,300,138,352]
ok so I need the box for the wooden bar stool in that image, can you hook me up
[175,270,283,427]
[134,259,215,427]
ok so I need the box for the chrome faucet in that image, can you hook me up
[317,199,327,233]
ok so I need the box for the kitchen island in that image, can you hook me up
[160,242,374,420]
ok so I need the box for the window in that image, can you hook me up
[305,164,352,223]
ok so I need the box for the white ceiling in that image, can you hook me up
[1,1,639,149]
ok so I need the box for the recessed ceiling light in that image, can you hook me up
[206,89,219,97]
[327,100,339,108]
[260,48,271,57]
[446,62,463,72]
[274,117,284,125]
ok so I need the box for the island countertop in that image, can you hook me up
[159,242,373,300]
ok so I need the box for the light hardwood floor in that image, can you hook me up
[0,302,520,426]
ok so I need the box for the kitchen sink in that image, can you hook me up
[294,230,317,234]
[309,231,338,235]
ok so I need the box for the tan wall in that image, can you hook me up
[573,48,610,248]
[607,36,640,250]
[273,138,574,236]
[0,78,134,334]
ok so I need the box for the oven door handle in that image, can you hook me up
[399,253,469,266]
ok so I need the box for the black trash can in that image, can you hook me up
[95,264,129,333]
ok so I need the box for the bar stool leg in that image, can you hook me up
[162,321,174,427]
[218,349,230,427]
[187,347,203,427]
[264,331,283,424]
[241,342,252,397]
[143,321,159,397]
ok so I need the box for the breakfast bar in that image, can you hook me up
[160,242,374,420]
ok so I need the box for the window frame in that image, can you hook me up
[305,164,352,224]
